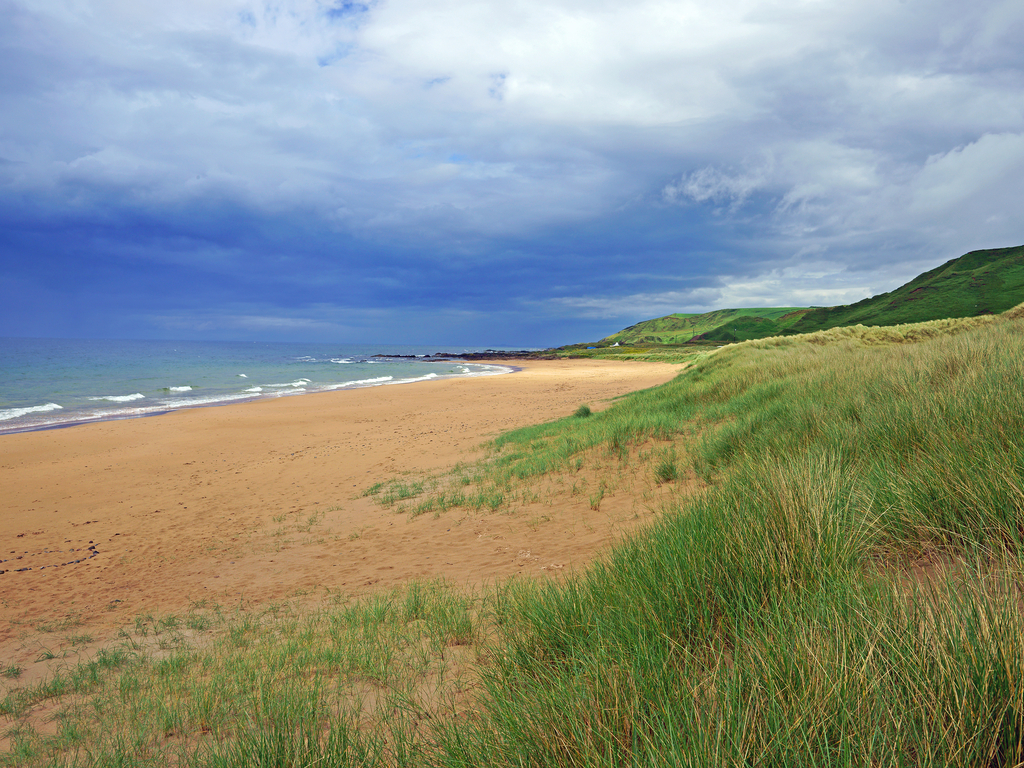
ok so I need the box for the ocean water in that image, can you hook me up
[0,338,513,435]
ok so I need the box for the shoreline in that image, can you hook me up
[0,358,680,675]
[0,359,517,438]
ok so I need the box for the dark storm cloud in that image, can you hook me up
[1,0,1022,344]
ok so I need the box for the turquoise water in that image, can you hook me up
[0,338,512,434]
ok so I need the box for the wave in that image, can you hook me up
[387,372,439,385]
[0,359,515,434]
[0,403,63,422]
[325,376,393,390]
[462,364,515,376]
[156,392,260,409]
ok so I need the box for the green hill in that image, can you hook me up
[602,307,810,345]
[782,244,1024,335]
[599,244,1024,346]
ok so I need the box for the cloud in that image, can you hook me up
[548,260,881,321]
[907,133,1024,221]
[151,312,338,333]
[663,162,772,208]
[1,0,1022,344]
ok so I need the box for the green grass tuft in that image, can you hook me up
[653,448,678,484]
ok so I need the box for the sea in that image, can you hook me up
[0,337,515,435]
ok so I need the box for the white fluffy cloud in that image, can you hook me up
[6,0,1022,228]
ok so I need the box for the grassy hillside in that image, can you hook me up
[784,243,1024,334]
[600,306,809,345]
[596,244,1024,347]
[5,305,1024,766]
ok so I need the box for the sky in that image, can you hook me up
[1,0,1023,347]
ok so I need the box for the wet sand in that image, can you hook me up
[0,358,679,662]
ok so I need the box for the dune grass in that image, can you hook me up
[4,305,1024,766]
[431,305,1024,767]
[0,583,489,766]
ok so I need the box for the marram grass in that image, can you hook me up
[5,304,1024,766]
[433,304,1024,767]
[1,582,486,767]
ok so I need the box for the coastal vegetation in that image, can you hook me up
[3,302,1024,765]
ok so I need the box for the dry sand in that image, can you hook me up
[0,358,679,670]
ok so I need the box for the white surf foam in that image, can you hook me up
[89,393,145,403]
[387,372,439,385]
[0,403,64,421]
[462,364,514,376]
[157,392,258,409]
[326,376,393,390]
[168,386,193,392]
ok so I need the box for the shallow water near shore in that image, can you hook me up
[0,337,511,434]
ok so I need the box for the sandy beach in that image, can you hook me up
[0,358,678,667]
